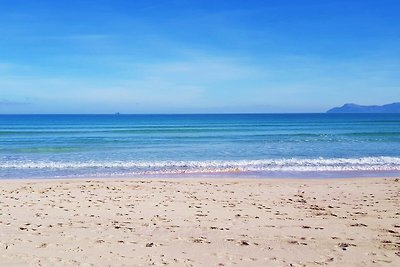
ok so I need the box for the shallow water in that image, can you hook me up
[1,114,400,178]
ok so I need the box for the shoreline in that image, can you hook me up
[0,175,398,181]
[1,170,399,182]
[1,177,399,266]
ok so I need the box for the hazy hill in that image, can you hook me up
[327,103,400,113]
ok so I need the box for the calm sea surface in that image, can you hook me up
[1,114,400,179]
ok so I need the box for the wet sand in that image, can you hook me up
[0,177,399,266]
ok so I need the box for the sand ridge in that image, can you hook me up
[0,178,399,266]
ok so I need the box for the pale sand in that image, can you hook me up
[0,178,399,266]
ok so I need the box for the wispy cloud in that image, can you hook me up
[0,62,33,74]
[0,98,31,106]
[138,55,261,82]
[0,56,245,113]
[64,34,112,41]
[0,63,18,71]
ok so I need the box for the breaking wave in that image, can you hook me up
[2,157,400,175]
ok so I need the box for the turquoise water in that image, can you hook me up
[1,114,400,178]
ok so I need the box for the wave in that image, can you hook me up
[1,157,400,174]
[11,147,84,153]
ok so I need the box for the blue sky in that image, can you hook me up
[1,0,399,113]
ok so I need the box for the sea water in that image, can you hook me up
[1,114,400,179]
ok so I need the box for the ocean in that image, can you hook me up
[1,114,400,179]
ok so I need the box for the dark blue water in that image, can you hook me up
[1,114,400,178]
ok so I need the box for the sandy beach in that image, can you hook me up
[0,177,399,266]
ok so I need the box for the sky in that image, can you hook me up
[0,0,399,114]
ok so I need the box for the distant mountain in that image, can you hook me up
[327,103,400,113]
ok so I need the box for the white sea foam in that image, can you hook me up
[1,157,400,174]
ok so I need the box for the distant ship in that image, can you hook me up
[115,112,121,115]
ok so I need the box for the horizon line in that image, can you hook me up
[2,112,399,116]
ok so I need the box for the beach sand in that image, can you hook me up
[0,177,399,266]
